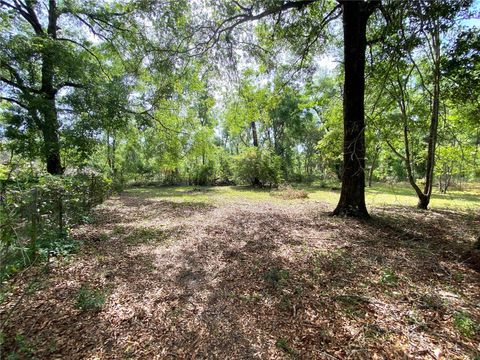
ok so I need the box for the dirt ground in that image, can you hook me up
[1,187,479,359]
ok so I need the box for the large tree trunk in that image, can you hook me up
[40,0,63,175]
[41,96,63,175]
[333,1,378,218]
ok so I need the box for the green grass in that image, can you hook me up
[453,311,478,338]
[74,285,107,312]
[126,182,480,211]
[363,183,480,210]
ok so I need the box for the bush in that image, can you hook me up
[234,148,282,187]
[453,311,478,338]
[191,162,216,186]
[216,152,235,185]
[162,169,183,186]
[0,172,111,281]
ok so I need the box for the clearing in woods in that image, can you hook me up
[1,185,479,359]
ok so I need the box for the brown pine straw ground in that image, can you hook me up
[1,187,479,359]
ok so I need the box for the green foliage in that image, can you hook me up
[75,285,107,312]
[216,151,235,185]
[0,0,479,233]
[264,267,290,288]
[380,269,398,286]
[191,161,216,186]
[3,333,37,360]
[234,148,282,187]
[335,295,369,318]
[453,311,478,338]
[275,338,297,358]
[0,172,111,282]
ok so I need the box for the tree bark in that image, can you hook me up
[40,0,63,175]
[368,145,380,187]
[419,26,441,209]
[251,121,259,147]
[41,96,63,175]
[251,121,261,186]
[333,1,379,218]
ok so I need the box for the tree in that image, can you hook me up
[197,0,381,217]
[0,0,130,174]
[331,1,379,218]
[368,0,472,208]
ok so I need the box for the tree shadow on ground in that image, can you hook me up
[92,196,215,225]
[1,198,479,359]
[125,186,217,199]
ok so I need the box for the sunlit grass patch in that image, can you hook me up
[364,183,480,210]
[127,182,480,211]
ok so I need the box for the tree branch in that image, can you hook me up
[56,37,111,80]
[0,75,42,94]
[0,96,29,109]
[5,0,45,35]
[385,139,406,161]
[55,81,84,91]
[189,0,323,55]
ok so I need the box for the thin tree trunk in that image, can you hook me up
[399,88,426,203]
[251,121,260,186]
[251,121,259,147]
[368,145,380,187]
[387,64,432,207]
[106,130,112,170]
[112,131,117,176]
[419,27,441,209]
[333,1,379,218]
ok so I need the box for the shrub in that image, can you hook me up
[162,169,183,186]
[0,172,111,281]
[234,148,282,187]
[191,162,216,186]
[275,339,297,357]
[216,152,235,185]
[380,268,398,286]
[453,310,478,338]
[264,267,289,288]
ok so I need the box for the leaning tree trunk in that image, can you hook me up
[419,27,441,209]
[333,1,379,218]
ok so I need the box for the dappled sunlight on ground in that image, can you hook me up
[1,186,479,359]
